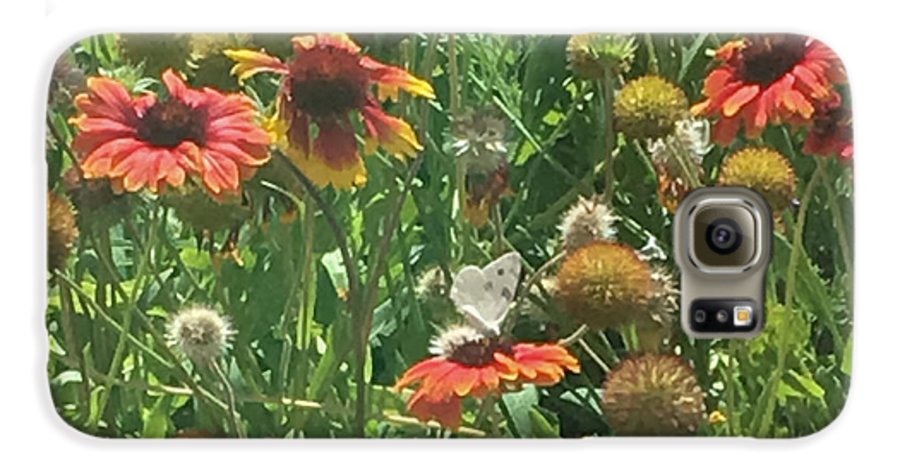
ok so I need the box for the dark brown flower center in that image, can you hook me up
[739,35,807,87]
[448,336,513,367]
[137,99,207,148]
[290,76,368,119]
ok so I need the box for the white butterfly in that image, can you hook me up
[449,252,523,336]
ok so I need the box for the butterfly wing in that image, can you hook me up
[450,252,522,334]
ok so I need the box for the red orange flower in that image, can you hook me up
[225,33,435,188]
[803,95,853,162]
[395,326,580,430]
[691,35,845,145]
[71,69,270,196]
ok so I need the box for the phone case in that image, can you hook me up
[45,33,852,438]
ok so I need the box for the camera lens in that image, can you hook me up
[705,217,743,255]
[716,309,729,323]
[693,310,707,323]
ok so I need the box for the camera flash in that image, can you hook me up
[733,306,752,327]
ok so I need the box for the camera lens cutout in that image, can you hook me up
[705,217,742,255]
[715,309,729,323]
[693,310,707,324]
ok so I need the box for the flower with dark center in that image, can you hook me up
[395,325,580,430]
[225,34,435,189]
[71,69,270,196]
[692,35,846,145]
[601,353,705,436]
[803,94,853,162]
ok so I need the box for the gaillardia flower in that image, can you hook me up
[692,35,846,145]
[718,147,796,215]
[614,76,689,141]
[166,306,235,364]
[803,95,853,162]
[225,33,435,188]
[47,192,79,272]
[71,69,270,196]
[556,241,656,330]
[601,353,705,436]
[395,325,580,430]
[559,195,618,252]
[566,34,636,79]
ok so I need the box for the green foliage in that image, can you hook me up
[45,32,852,438]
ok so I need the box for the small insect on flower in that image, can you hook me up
[396,324,580,430]
[166,306,235,365]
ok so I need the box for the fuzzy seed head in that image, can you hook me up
[615,76,689,141]
[556,241,655,330]
[119,34,192,77]
[163,185,249,233]
[47,192,79,272]
[559,195,618,252]
[166,306,234,364]
[451,107,509,175]
[718,147,796,214]
[566,34,637,79]
[602,353,706,436]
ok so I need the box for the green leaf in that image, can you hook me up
[841,337,853,375]
[528,407,561,438]
[141,395,172,438]
[788,370,826,399]
[314,261,339,326]
[501,385,539,437]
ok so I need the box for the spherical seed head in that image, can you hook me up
[451,107,509,175]
[163,184,250,233]
[559,195,618,252]
[601,353,706,436]
[614,76,689,140]
[556,241,655,330]
[718,147,797,214]
[119,33,192,77]
[566,34,637,79]
[62,168,130,232]
[47,192,79,273]
[189,34,251,91]
[166,306,234,364]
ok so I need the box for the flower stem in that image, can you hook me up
[210,360,245,438]
[296,199,317,397]
[601,69,617,205]
[755,159,825,437]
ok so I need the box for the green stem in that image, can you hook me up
[210,360,245,438]
[755,159,825,437]
[296,199,317,397]
[824,173,853,275]
[601,69,617,205]
[88,208,157,433]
